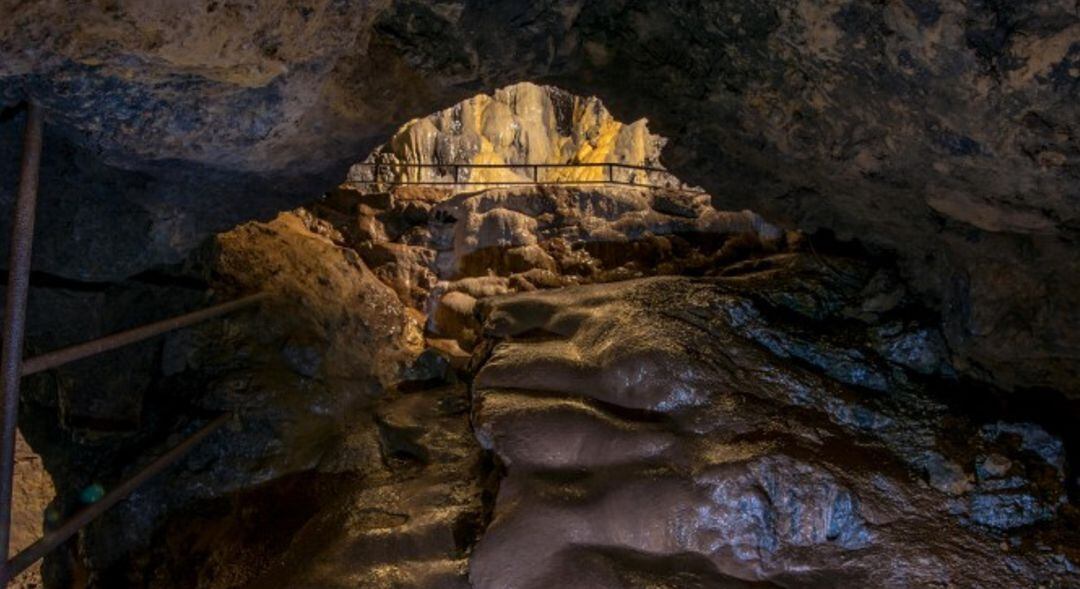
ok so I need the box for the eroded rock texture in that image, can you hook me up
[469,257,1079,588]
[10,209,430,586]
[333,182,786,347]
[1,1,1078,395]
[3,83,801,587]
[9,174,1078,587]
[113,376,488,589]
[9,430,54,589]
[3,32,1079,586]
[353,82,673,186]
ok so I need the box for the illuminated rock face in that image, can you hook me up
[326,178,789,342]
[350,82,668,186]
[10,430,54,589]
[469,262,1075,588]
[2,1,1079,396]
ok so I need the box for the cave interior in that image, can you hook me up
[1,2,1079,588]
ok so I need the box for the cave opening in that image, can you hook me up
[0,57,1078,589]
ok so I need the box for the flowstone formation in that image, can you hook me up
[469,263,1076,588]
[6,85,1078,588]
[198,87,1077,586]
[353,82,673,186]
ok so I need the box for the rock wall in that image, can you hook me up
[9,209,426,586]
[1,1,1077,396]
[7,175,1077,586]
[469,267,1077,587]
[9,430,55,589]
[2,6,1079,585]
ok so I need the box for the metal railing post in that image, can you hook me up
[0,102,44,587]
[0,103,269,585]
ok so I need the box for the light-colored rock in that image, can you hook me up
[349,82,670,187]
[432,291,479,343]
[9,430,54,589]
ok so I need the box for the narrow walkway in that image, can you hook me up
[348,161,705,194]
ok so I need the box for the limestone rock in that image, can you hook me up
[469,259,1077,587]
[59,210,425,581]
[9,430,55,589]
[349,82,670,187]
[433,291,479,344]
[356,241,437,307]
[427,185,784,279]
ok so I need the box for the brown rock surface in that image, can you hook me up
[2,15,1079,584]
[10,178,1078,588]
[9,430,55,589]
[469,258,1078,588]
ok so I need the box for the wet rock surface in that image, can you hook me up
[8,178,1079,587]
[104,372,489,589]
[265,174,1076,587]
[468,257,1079,588]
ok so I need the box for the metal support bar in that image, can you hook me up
[21,292,268,377]
[5,413,230,580]
[345,162,707,195]
[0,102,44,586]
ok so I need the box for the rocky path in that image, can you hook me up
[241,382,485,589]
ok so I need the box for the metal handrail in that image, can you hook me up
[350,161,708,194]
[22,292,269,376]
[5,413,231,580]
[0,103,263,586]
[362,162,666,170]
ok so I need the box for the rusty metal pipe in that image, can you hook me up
[21,292,268,377]
[0,102,44,586]
[5,413,230,579]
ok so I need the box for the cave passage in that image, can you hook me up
[2,81,1078,589]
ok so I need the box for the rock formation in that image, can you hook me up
[1,71,1077,588]
[470,263,1076,588]
[352,82,672,187]
[9,431,54,589]
[1,1,1078,396]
